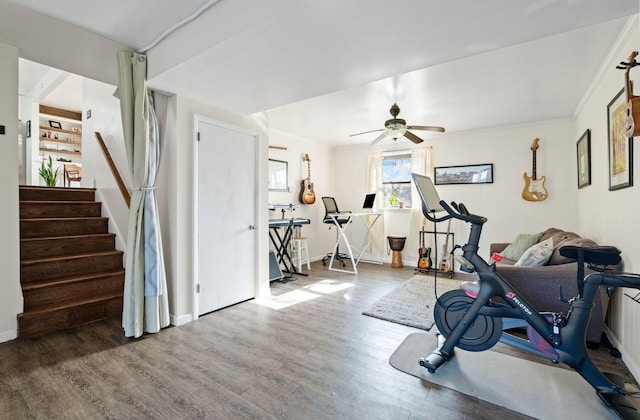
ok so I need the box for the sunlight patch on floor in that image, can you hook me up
[303,279,354,294]
[252,280,354,310]
[252,290,320,310]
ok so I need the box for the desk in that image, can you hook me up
[327,212,383,274]
[269,218,310,279]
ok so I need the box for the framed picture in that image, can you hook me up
[268,159,288,191]
[576,129,591,188]
[434,163,493,185]
[607,88,633,190]
[49,120,62,129]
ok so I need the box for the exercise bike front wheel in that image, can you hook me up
[434,289,503,352]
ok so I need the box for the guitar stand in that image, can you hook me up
[415,230,455,277]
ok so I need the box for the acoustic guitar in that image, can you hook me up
[299,154,316,205]
[616,51,640,137]
[522,138,547,201]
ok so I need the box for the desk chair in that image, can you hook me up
[321,196,351,267]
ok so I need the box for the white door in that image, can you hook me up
[197,118,256,315]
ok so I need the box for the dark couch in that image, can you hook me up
[490,228,610,344]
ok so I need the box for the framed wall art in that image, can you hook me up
[268,159,288,191]
[434,163,493,185]
[607,88,633,190]
[576,129,591,189]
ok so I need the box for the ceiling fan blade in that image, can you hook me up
[369,133,387,146]
[407,125,445,133]
[350,128,385,137]
[404,130,424,144]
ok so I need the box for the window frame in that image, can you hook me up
[382,150,412,208]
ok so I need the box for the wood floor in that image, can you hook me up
[0,261,636,419]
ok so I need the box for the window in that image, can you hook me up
[382,151,412,207]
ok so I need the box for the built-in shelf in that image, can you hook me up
[40,137,81,145]
[38,105,82,165]
[40,147,81,156]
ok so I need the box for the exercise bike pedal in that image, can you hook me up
[419,334,455,373]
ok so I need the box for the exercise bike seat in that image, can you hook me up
[559,245,621,266]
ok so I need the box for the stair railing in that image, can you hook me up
[95,132,131,208]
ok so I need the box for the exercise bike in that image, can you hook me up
[411,173,640,419]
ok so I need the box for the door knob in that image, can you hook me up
[249,225,256,230]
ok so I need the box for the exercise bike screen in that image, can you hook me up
[412,173,445,214]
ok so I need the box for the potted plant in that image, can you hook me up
[388,186,400,207]
[39,156,59,187]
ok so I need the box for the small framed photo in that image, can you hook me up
[607,88,633,191]
[434,163,493,185]
[49,120,62,129]
[576,129,591,189]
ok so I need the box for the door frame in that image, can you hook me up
[192,114,259,320]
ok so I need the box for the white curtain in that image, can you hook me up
[116,50,170,338]
[367,151,384,251]
[410,146,434,232]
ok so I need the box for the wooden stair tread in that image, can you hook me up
[20,216,108,222]
[21,249,123,265]
[21,233,115,243]
[19,200,99,204]
[19,186,96,191]
[22,270,125,291]
[18,292,123,317]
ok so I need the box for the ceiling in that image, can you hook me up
[11,0,639,146]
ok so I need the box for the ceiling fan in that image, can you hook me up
[350,103,445,145]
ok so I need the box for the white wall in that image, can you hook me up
[81,77,130,251]
[0,41,23,341]
[574,20,640,375]
[267,130,335,262]
[332,119,578,268]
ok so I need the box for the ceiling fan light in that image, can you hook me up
[385,126,407,139]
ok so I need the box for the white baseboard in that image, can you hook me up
[603,326,640,384]
[0,329,17,343]
[170,313,193,326]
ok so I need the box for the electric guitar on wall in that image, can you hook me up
[522,138,547,201]
[616,51,640,138]
[418,221,432,269]
[299,154,316,205]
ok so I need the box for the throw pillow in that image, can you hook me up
[500,233,541,261]
[515,238,554,266]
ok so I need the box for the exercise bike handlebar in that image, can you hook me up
[438,199,488,226]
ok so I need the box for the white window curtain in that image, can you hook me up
[116,51,170,338]
[410,146,433,232]
[367,151,384,250]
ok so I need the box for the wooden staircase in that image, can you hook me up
[18,186,124,338]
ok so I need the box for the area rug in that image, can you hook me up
[362,274,466,330]
[390,332,618,419]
